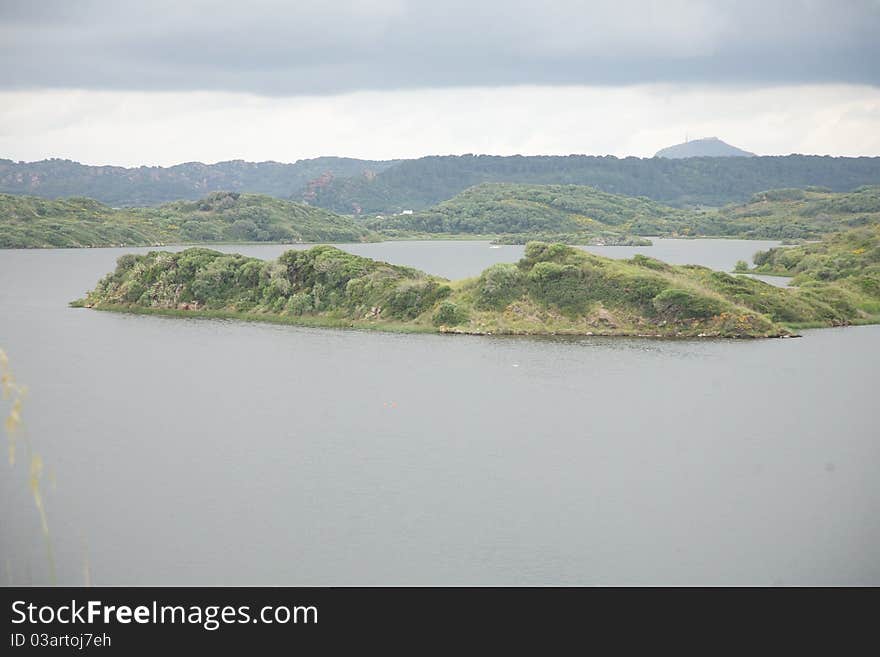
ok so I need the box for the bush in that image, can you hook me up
[432,301,469,326]
[652,288,725,319]
[528,261,590,313]
[284,293,313,315]
[228,219,258,240]
[386,280,451,319]
[475,263,525,309]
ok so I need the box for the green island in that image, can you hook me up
[366,183,680,244]
[749,225,880,307]
[74,233,880,338]
[367,183,880,242]
[0,191,376,248]
[5,182,879,249]
[694,185,880,239]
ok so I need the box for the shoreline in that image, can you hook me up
[1,234,785,251]
[71,302,825,339]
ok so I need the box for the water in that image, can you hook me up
[44,237,782,282]
[1,239,876,586]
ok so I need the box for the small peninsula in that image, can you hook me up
[0,191,376,248]
[75,239,880,338]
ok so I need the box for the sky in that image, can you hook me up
[1,0,879,166]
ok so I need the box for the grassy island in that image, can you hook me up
[74,240,880,338]
[747,225,880,320]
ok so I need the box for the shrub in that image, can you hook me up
[432,301,469,326]
[528,261,590,313]
[285,293,313,315]
[386,280,451,319]
[652,288,725,319]
[475,263,526,309]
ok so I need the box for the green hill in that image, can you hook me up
[0,191,375,248]
[4,154,879,213]
[6,184,878,248]
[75,241,880,338]
[0,157,398,206]
[366,183,687,243]
[304,154,880,214]
[365,183,880,241]
[749,225,880,318]
[686,185,880,239]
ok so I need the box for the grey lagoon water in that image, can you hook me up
[1,239,877,585]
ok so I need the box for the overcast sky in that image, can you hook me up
[1,0,879,165]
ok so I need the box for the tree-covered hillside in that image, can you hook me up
[365,183,880,241]
[3,154,878,212]
[0,157,398,206]
[305,154,880,214]
[366,183,689,242]
[685,185,880,239]
[0,191,375,248]
[6,184,878,248]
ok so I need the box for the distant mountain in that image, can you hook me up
[654,137,755,159]
[0,157,398,207]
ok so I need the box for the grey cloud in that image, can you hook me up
[1,0,878,95]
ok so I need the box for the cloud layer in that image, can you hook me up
[3,84,879,166]
[2,0,879,95]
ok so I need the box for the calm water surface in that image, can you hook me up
[1,240,876,585]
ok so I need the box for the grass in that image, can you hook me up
[79,303,439,334]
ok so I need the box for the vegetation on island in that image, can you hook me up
[364,183,880,242]
[686,185,880,240]
[0,191,376,248]
[746,225,880,318]
[5,183,879,248]
[365,183,683,242]
[75,241,880,338]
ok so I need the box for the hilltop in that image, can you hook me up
[0,191,374,248]
[655,137,755,159]
[75,241,880,338]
